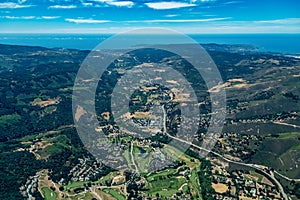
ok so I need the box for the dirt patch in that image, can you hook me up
[112,174,125,185]
[166,147,188,162]
[29,141,53,160]
[230,83,249,89]
[261,177,274,187]
[37,169,62,199]
[239,196,257,200]
[133,112,152,119]
[244,174,259,182]
[228,78,246,83]
[179,183,188,191]
[101,112,110,121]
[143,86,159,91]
[166,80,179,85]
[97,189,116,200]
[32,97,61,108]
[212,183,228,194]
[209,82,230,93]
[75,105,87,122]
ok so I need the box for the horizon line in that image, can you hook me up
[1,32,300,34]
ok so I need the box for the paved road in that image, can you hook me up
[89,187,103,200]
[130,141,139,173]
[274,171,300,182]
[273,121,300,129]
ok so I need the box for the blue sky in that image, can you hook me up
[0,0,299,33]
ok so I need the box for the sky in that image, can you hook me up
[0,0,300,33]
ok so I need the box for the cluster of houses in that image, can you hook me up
[210,162,282,200]
[20,175,39,200]
[68,157,103,183]
[214,132,262,161]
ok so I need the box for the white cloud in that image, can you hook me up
[106,1,134,7]
[255,18,300,25]
[48,5,77,9]
[1,15,35,19]
[82,2,93,7]
[145,2,196,10]
[41,16,60,19]
[1,15,61,20]
[65,18,110,24]
[200,0,217,2]
[0,2,33,9]
[88,0,134,8]
[223,1,243,5]
[165,14,179,17]
[140,17,230,23]
[89,0,108,2]
[64,17,229,24]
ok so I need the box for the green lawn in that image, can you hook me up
[144,164,187,197]
[146,168,177,181]
[123,148,133,170]
[69,192,95,200]
[64,181,87,190]
[133,144,152,173]
[147,177,186,197]
[250,171,264,182]
[38,144,63,158]
[189,169,201,197]
[244,176,252,181]
[18,134,37,142]
[162,145,200,168]
[143,144,202,198]
[276,132,300,140]
[95,173,112,185]
[156,189,180,197]
[42,187,57,200]
[102,188,126,200]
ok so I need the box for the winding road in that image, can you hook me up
[130,141,139,173]
[89,187,103,200]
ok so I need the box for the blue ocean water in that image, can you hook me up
[0,33,299,54]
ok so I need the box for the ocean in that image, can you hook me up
[0,33,299,54]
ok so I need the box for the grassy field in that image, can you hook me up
[146,168,177,181]
[102,188,126,200]
[189,168,202,197]
[144,166,202,198]
[250,171,264,183]
[42,187,57,200]
[142,144,202,198]
[162,144,200,168]
[123,148,133,170]
[0,113,21,126]
[18,134,38,142]
[133,143,152,173]
[69,192,95,200]
[252,132,300,178]
[64,181,87,190]
[147,177,186,195]
[96,173,112,185]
